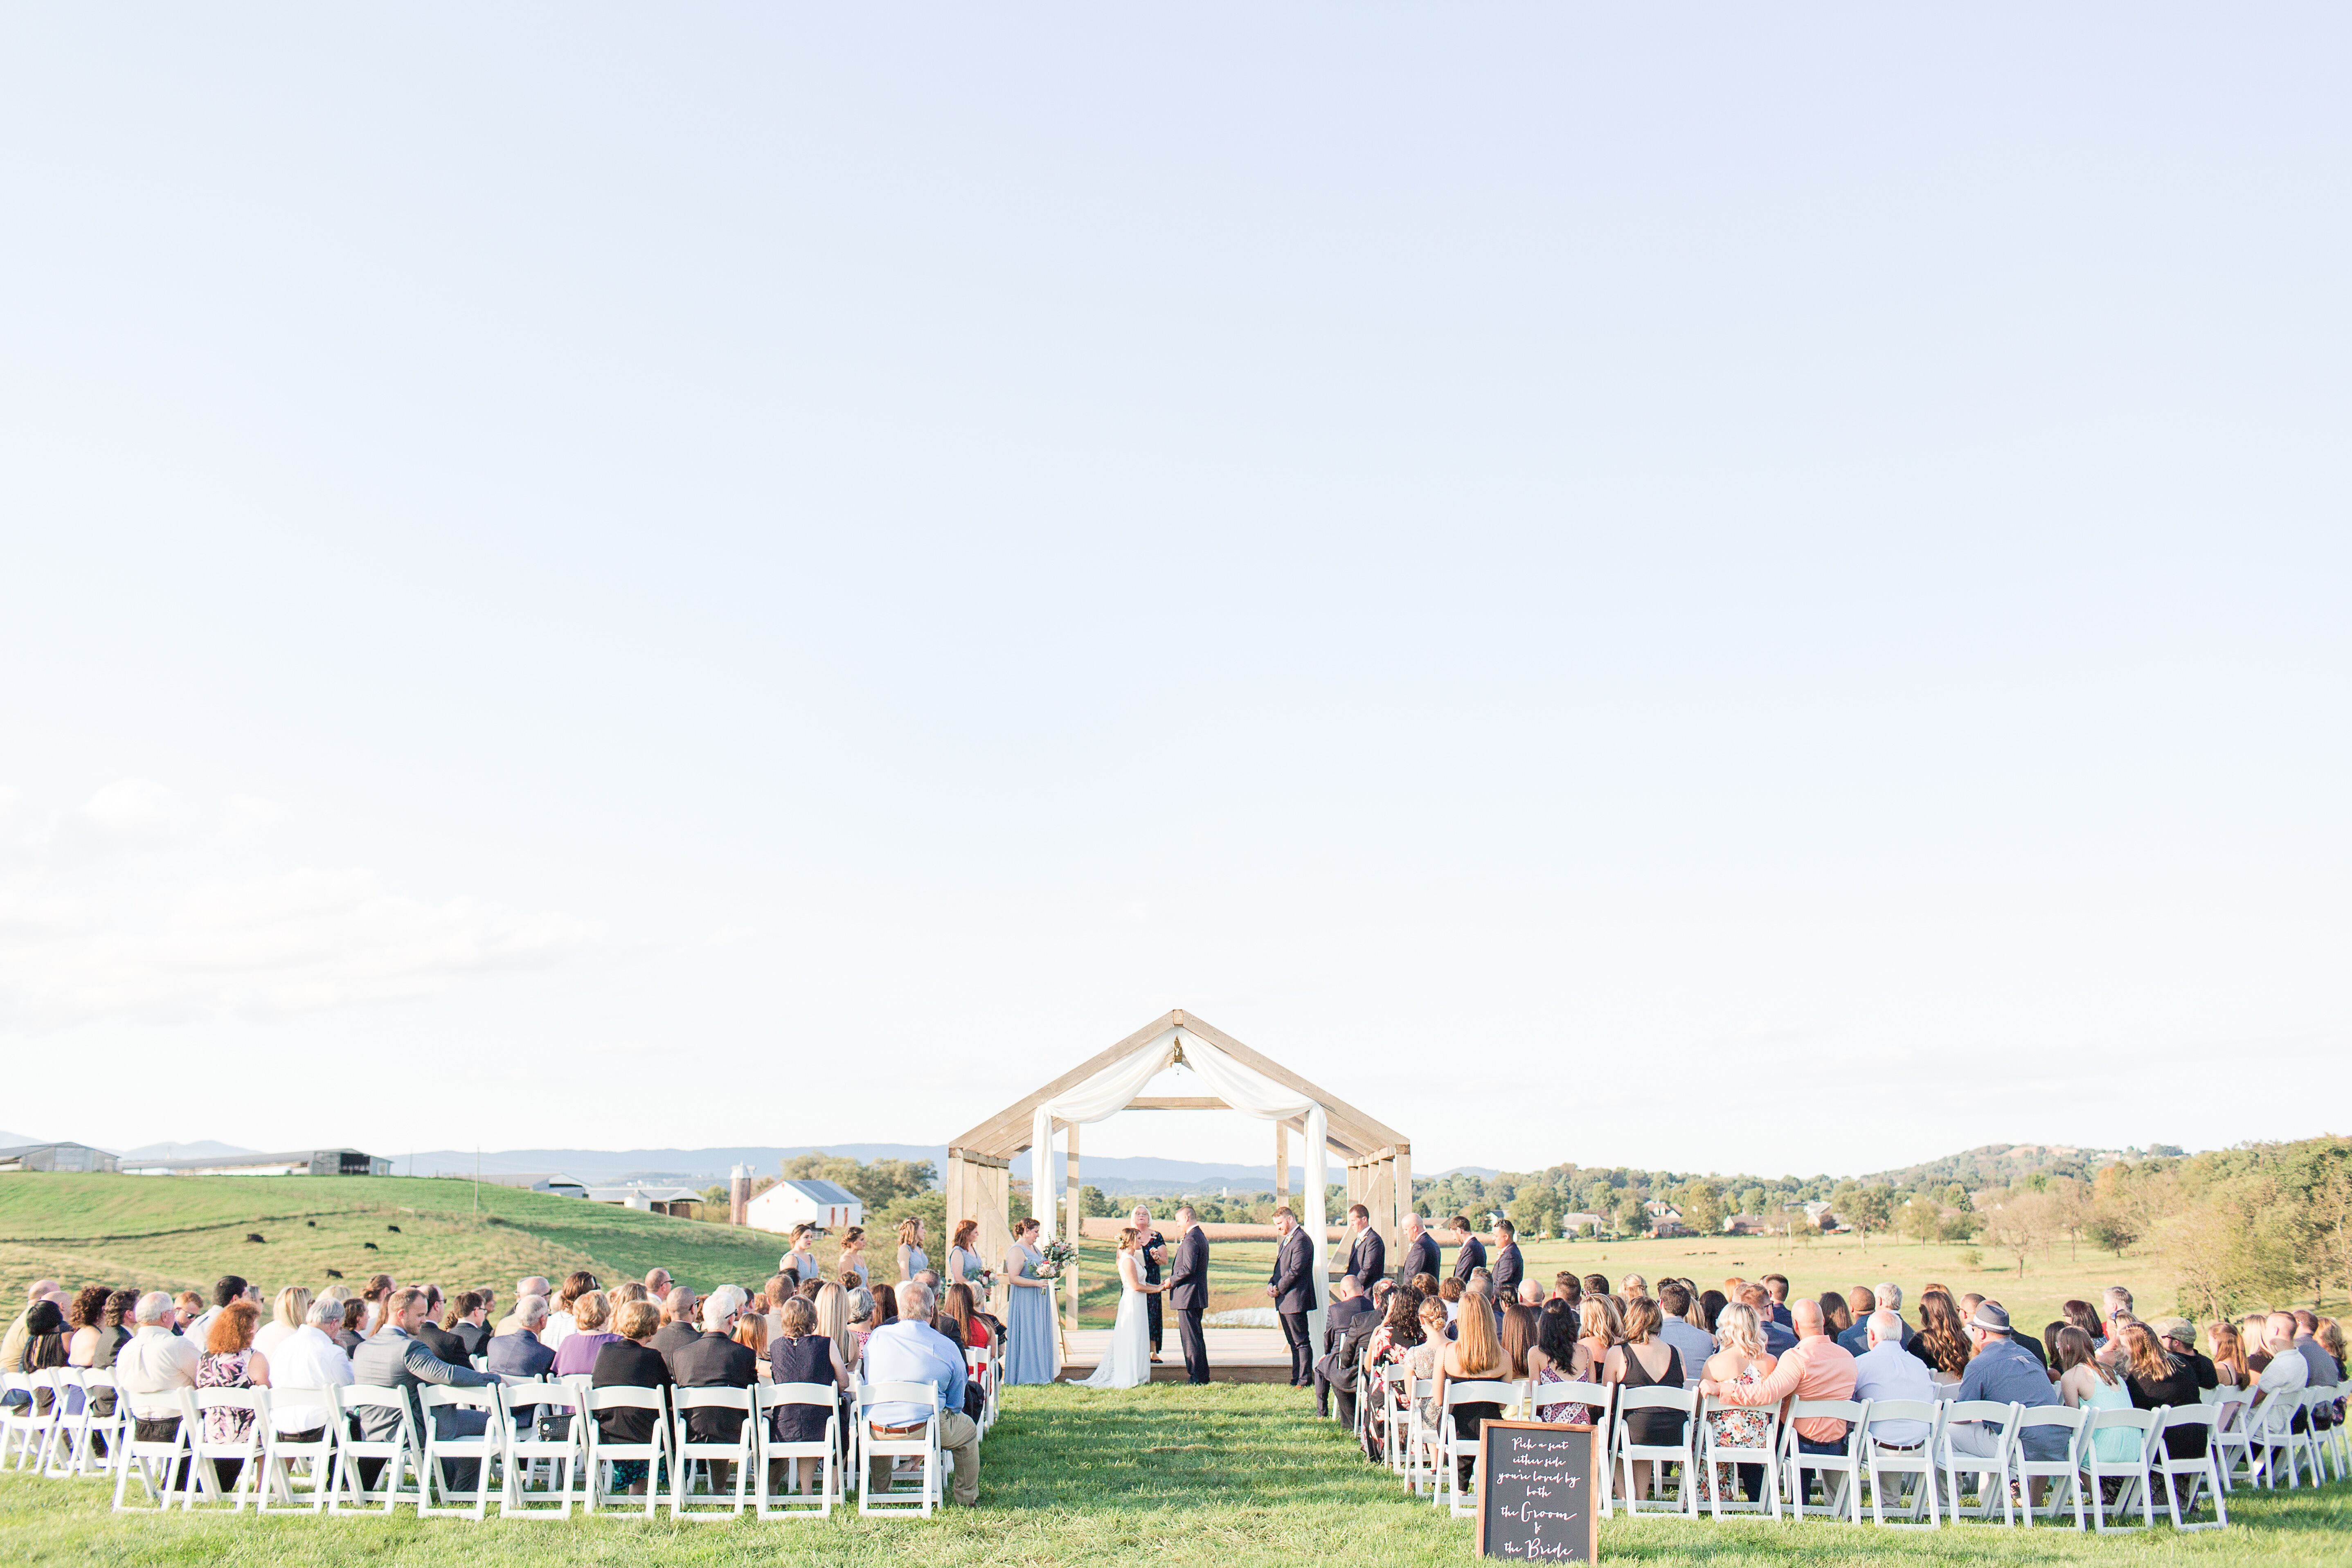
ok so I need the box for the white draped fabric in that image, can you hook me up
[1030,1025,1330,1348]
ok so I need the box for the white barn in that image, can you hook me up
[746,1177,862,1234]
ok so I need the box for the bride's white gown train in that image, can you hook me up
[1071,1251,1154,1389]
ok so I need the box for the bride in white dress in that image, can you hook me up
[1070,1226,1162,1389]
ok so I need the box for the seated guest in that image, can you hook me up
[860,1283,979,1506]
[2208,1321,2252,1388]
[186,1275,248,1348]
[1620,1273,1649,1302]
[1945,1303,2065,1477]
[1577,1296,1617,1377]
[1438,1276,1465,1325]
[1581,1273,1609,1300]
[1908,1290,1972,1384]
[590,1301,673,1496]
[2250,1312,2310,1446]
[1320,1278,1379,1426]
[268,1298,356,1442]
[1404,1299,1452,1431]
[1837,1282,1907,1354]
[1843,1284,1875,1334]
[844,1287,878,1355]
[871,1282,900,1332]
[194,1302,270,1489]
[1697,1289,1728,1334]
[543,1271,596,1351]
[1818,1290,1851,1340]
[762,1275,794,1340]
[795,1278,822,1303]
[1694,1303,1778,1507]
[1760,1274,1792,1329]
[1851,1310,1934,1446]
[734,1304,768,1371]
[1702,1299,1857,1458]
[2291,1309,2338,1390]
[117,1291,200,1467]
[1410,1272,1442,1302]
[1605,1298,1687,1498]
[489,1295,558,1380]
[1741,1285,1797,1357]
[2119,1323,2206,1460]
[174,1291,205,1334]
[254,1287,308,1358]
[1530,1301,1595,1422]
[1358,1289,1426,1462]
[66,1285,130,1375]
[450,1292,493,1361]
[353,1287,497,1489]
[653,1287,702,1359]
[941,1282,990,1354]
[644,1269,673,1301]
[1551,1273,1581,1308]
[335,1298,368,1355]
[2154,1318,2217,1393]
[19,1300,72,1413]
[551,1291,618,1377]
[1654,1282,1716,1380]
[767,1295,846,1494]
[671,1285,757,1493]
[1517,1281,1545,1309]
[415,1295,471,1368]
[494,1277,551,1338]
[1435,1294,1509,1487]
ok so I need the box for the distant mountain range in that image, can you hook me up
[1858,1143,2147,1189]
[389,1145,1333,1197]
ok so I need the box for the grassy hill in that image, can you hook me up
[0,1174,797,1303]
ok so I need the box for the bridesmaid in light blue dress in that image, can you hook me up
[1004,1217,1058,1384]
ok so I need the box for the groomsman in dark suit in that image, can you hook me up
[1343,1204,1385,1293]
[1167,1206,1211,1385]
[1490,1219,1523,1304]
[1395,1213,1440,1286]
[1449,1215,1487,1285]
[1131,1206,1168,1361]
[1266,1207,1315,1386]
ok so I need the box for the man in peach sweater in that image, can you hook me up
[1699,1297,1858,1452]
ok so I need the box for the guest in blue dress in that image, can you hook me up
[1004,1217,1058,1384]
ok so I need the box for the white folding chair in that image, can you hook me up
[2080,1404,2156,1531]
[2284,1388,2330,1488]
[2010,1404,2089,1529]
[671,1386,754,1517]
[1436,1380,1521,1517]
[1375,1366,1415,1478]
[1401,1376,1440,1496]
[1934,1399,2019,1524]
[1863,1399,1942,1527]
[2244,1383,2302,1489]
[584,1385,672,1515]
[856,1379,943,1518]
[180,1385,269,1510]
[1779,1399,1866,1523]
[418,1384,504,1519]
[1529,1379,1614,1518]
[1694,1393,1780,1520]
[38,1369,89,1477]
[256,1385,340,1514]
[755,1380,842,1518]
[1609,1385,1697,1517]
[329,1384,421,1514]
[2320,1387,2350,1481]
[111,1390,195,1512]
[2208,1386,2255,1490]
[965,1348,996,1433]
[2150,1404,2227,1530]
[18,1370,69,1477]
[500,1378,587,1518]
[0,1373,34,1471]
[71,1367,128,1480]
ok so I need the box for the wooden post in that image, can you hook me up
[1064,1123,1082,1332]
[1391,1143,1414,1260]
[1275,1121,1290,1210]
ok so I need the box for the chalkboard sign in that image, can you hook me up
[1474,1419,1598,1561]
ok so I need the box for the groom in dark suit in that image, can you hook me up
[1267,1207,1315,1387]
[1168,1206,1211,1385]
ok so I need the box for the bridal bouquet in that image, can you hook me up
[1033,1239,1078,1279]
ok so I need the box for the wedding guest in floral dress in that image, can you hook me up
[1358,1288,1425,1462]
[196,1301,270,1492]
[1696,1302,1776,1506]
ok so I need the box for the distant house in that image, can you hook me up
[745,1178,863,1234]
[1723,1213,1771,1236]
[120,1148,391,1177]
[1643,1199,1687,1237]
[1557,1211,1605,1236]
[584,1185,704,1218]
[0,1141,119,1174]
[482,1172,588,1199]
[1800,1200,1838,1230]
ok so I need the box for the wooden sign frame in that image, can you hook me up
[1474,1418,1599,1561]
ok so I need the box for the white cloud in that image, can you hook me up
[0,781,595,1024]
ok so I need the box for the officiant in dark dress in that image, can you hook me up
[1130,1206,1168,1360]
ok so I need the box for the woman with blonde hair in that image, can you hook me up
[1695,1301,1777,1505]
[733,1304,769,1376]
[1576,1295,1616,1380]
[897,1217,930,1283]
[552,1290,617,1376]
[1434,1293,1510,1489]
[812,1281,858,1375]
[253,1285,311,1358]
[2053,1325,2136,1460]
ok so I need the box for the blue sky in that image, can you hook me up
[2,7,2345,1177]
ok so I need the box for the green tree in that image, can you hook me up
[1078,1185,1121,1219]
[1900,1198,1942,1247]
[1615,1196,1649,1237]
[1845,1186,1893,1247]
[1740,1187,1768,1217]
[1677,1181,1724,1237]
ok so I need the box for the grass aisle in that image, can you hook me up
[2,1384,2346,1566]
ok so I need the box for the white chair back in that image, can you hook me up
[416,1384,504,1519]
[583,1385,672,1516]
[670,1386,755,1519]
[855,1380,943,1519]
[499,1379,588,1519]
[754,1380,842,1519]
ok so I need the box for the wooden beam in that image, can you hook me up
[950,1012,1183,1156]
[1172,1011,1407,1153]
[946,1147,1010,1170]
[1125,1096,1227,1111]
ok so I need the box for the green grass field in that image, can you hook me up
[1,1383,2345,1565]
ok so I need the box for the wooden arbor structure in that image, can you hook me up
[944,1009,1412,1327]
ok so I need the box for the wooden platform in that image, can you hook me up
[1058,1327,1300,1384]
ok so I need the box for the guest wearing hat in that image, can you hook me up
[2155,1318,2218,1392]
[1948,1303,2066,1475]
